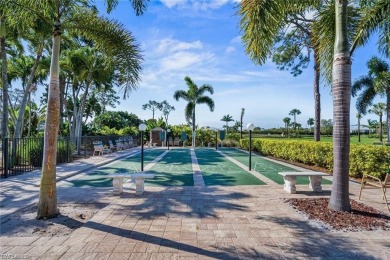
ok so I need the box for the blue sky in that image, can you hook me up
[92,0,386,129]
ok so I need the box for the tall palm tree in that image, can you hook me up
[173,76,214,148]
[356,112,362,142]
[5,0,148,219]
[221,114,234,135]
[240,108,245,140]
[239,0,323,141]
[307,118,314,132]
[283,117,291,137]
[352,57,390,143]
[289,109,301,133]
[328,0,351,212]
[368,103,386,142]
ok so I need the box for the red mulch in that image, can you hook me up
[287,198,390,231]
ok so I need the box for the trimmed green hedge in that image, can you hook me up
[240,138,390,179]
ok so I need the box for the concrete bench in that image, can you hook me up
[278,172,329,194]
[106,173,155,195]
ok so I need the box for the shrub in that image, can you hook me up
[241,138,390,179]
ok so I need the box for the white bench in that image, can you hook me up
[278,172,329,194]
[106,173,155,195]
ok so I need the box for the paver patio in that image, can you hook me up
[1,147,389,259]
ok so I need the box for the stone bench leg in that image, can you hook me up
[309,176,323,192]
[112,177,124,195]
[135,178,145,195]
[283,176,296,194]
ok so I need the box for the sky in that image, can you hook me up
[42,0,387,130]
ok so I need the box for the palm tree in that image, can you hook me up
[173,76,214,148]
[328,0,351,212]
[289,109,301,134]
[239,0,323,141]
[368,103,386,142]
[356,112,362,142]
[6,0,148,219]
[307,118,314,132]
[221,114,234,135]
[240,108,245,140]
[352,57,390,143]
[283,117,291,137]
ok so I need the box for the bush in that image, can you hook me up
[241,138,390,179]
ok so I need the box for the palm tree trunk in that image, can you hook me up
[314,53,321,142]
[379,114,383,142]
[37,24,61,219]
[14,45,43,140]
[1,18,8,139]
[328,0,351,212]
[192,108,196,147]
[387,89,390,143]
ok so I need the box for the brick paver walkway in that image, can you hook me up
[1,147,389,259]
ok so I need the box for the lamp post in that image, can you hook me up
[167,129,171,150]
[139,123,146,171]
[247,123,254,171]
[215,128,218,150]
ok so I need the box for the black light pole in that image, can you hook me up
[167,129,171,150]
[139,123,146,171]
[247,123,254,171]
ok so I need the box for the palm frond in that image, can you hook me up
[356,86,377,114]
[105,0,148,16]
[352,0,390,56]
[196,96,215,112]
[184,102,194,123]
[68,9,142,99]
[197,84,214,96]
[173,90,190,101]
[351,75,372,97]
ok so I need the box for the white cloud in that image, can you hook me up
[159,0,238,10]
[160,51,214,71]
[225,46,235,53]
[156,38,203,54]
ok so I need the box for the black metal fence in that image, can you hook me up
[1,135,137,178]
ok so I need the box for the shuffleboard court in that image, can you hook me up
[147,149,194,186]
[195,148,265,186]
[61,149,166,187]
[220,148,332,185]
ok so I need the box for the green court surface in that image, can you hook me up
[61,149,167,187]
[195,148,265,186]
[220,148,332,185]
[147,149,194,186]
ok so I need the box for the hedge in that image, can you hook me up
[240,138,390,179]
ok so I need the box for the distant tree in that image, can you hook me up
[221,114,234,135]
[160,100,175,126]
[142,100,162,120]
[321,119,333,136]
[352,57,390,143]
[307,118,314,132]
[283,117,291,137]
[289,109,301,133]
[94,111,141,130]
[233,120,241,132]
[368,102,386,142]
[240,108,245,139]
[356,112,362,142]
[173,76,214,147]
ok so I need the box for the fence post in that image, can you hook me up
[3,138,8,178]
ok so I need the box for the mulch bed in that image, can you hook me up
[287,198,390,231]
